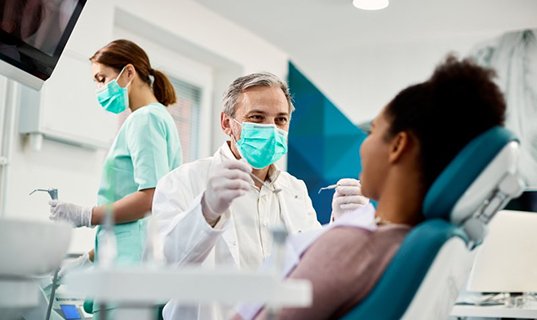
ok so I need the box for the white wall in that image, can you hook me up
[112,0,289,152]
[2,0,521,253]
[114,0,288,76]
[0,0,288,253]
[291,33,505,124]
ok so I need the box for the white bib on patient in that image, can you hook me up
[236,204,377,319]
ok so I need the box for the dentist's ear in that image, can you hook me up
[221,112,233,136]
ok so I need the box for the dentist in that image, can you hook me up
[153,72,367,320]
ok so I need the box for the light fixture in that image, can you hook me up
[352,0,389,10]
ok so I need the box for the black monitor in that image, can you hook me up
[0,0,86,90]
[504,190,537,212]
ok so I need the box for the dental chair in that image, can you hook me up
[341,126,525,320]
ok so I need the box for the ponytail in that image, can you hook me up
[91,40,178,107]
[151,69,177,106]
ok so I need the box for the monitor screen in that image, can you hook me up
[0,0,86,88]
[60,304,81,319]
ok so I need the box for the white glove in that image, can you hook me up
[202,159,253,225]
[49,200,93,228]
[331,178,369,222]
[58,252,92,281]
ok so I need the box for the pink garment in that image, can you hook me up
[255,223,410,320]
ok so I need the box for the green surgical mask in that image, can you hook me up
[232,118,288,169]
[96,66,131,114]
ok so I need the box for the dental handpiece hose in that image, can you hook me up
[28,187,59,320]
[98,205,117,269]
[267,225,289,320]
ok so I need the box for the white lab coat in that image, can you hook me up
[152,142,322,320]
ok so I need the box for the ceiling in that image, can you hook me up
[196,0,537,59]
[195,0,537,123]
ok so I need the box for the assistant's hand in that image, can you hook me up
[331,178,369,222]
[58,252,92,282]
[49,200,93,228]
[202,159,253,226]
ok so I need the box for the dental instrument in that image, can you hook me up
[29,188,58,200]
[318,184,338,194]
[318,180,362,194]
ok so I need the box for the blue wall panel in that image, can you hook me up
[288,62,367,223]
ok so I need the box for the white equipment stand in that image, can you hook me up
[0,219,72,320]
[64,266,312,320]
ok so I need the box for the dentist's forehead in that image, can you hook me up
[236,86,289,114]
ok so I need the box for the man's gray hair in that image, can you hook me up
[222,72,295,116]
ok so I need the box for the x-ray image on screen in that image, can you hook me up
[0,0,86,87]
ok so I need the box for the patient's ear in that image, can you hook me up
[388,131,414,163]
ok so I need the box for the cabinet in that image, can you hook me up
[19,50,117,149]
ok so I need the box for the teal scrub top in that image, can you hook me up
[94,102,182,266]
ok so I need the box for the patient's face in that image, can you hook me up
[360,109,391,200]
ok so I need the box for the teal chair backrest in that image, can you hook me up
[423,127,517,221]
[341,126,518,320]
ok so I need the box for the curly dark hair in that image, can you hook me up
[384,55,506,191]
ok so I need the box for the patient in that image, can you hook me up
[234,55,507,320]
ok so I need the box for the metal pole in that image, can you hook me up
[0,79,17,217]
[46,269,60,320]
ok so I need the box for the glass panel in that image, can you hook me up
[116,76,202,163]
[167,77,201,162]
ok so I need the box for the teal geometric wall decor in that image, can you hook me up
[288,62,368,224]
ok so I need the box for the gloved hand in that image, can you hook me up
[49,200,93,228]
[202,159,253,226]
[58,252,92,282]
[331,178,369,222]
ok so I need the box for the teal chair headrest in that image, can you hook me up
[422,126,517,221]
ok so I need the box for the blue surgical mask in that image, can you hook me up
[96,67,131,114]
[231,118,288,169]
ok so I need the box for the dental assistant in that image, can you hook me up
[49,39,182,269]
[152,72,367,320]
